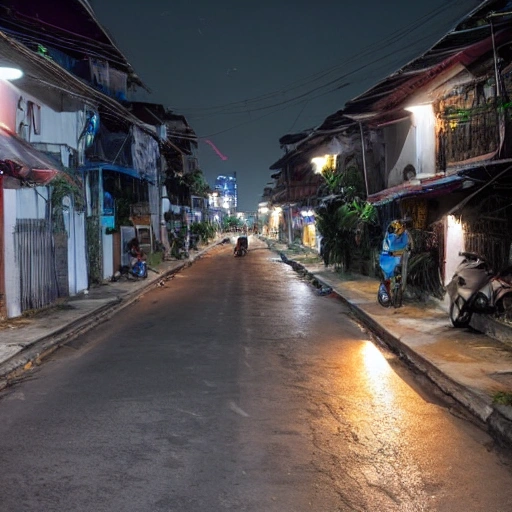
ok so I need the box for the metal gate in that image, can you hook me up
[15,219,58,312]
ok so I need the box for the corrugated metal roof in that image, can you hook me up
[367,174,466,205]
[344,0,512,119]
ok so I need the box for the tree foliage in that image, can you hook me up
[221,215,243,231]
[315,166,378,272]
[190,221,216,243]
[165,168,211,204]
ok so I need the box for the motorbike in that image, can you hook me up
[446,251,512,327]
[377,220,411,308]
[130,258,148,278]
[234,236,248,257]
[120,238,148,279]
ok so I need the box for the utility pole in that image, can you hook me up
[286,164,293,244]
[359,122,369,198]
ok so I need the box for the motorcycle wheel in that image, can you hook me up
[377,287,391,308]
[496,294,512,323]
[449,299,472,328]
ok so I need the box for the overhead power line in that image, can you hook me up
[174,0,466,118]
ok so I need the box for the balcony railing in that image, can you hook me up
[437,101,499,169]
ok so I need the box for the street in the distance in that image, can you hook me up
[0,239,512,512]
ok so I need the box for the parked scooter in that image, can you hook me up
[446,251,512,327]
[112,258,148,281]
[125,237,148,279]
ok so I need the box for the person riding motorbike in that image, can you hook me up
[234,236,248,257]
[378,219,412,307]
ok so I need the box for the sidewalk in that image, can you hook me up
[275,243,512,446]
[0,237,228,388]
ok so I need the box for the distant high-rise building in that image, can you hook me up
[213,173,237,214]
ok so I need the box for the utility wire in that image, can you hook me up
[288,100,309,133]
[193,4,471,138]
[173,0,465,115]
[190,22,458,130]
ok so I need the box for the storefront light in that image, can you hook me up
[405,104,434,124]
[311,154,337,174]
[447,214,462,231]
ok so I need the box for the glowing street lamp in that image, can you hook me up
[0,67,23,80]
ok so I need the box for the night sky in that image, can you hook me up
[91,0,479,211]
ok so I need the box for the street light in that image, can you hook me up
[0,67,23,80]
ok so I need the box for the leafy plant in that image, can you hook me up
[190,221,216,243]
[221,216,243,231]
[51,173,85,233]
[493,391,512,406]
[147,251,163,268]
[316,196,378,272]
[182,169,211,197]
[406,229,445,300]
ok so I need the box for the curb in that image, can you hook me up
[279,251,512,447]
[0,239,226,391]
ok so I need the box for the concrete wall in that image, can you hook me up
[408,105,436,177]
[62,196,88,295]
[0,80,21,130]
[15,91,83,151]
[384,105,436,188]
[3,189,19,318]
[0,76,87,315]
[444,215,465,286]
[384,119,416,188]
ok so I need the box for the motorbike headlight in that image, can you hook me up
[475,292,488,309]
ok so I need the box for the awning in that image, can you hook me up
[368,173,467,206]
[0,125,63,185]
[81,163,155,184]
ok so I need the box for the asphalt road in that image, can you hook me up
[1,237,512,511]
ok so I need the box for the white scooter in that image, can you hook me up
[446,252,512,327]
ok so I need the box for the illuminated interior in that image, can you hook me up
[311,154,337,174]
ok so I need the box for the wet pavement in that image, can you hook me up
[274,241,512,446]
[1,235,512,446]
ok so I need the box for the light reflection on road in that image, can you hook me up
[360,341,395,407]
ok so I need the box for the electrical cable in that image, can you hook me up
[189,22,459,135]
[172,0,466,114]
[184,17,466,123]
[0,23,130,68]
[3,9,128,61]
[288,100,310,133]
